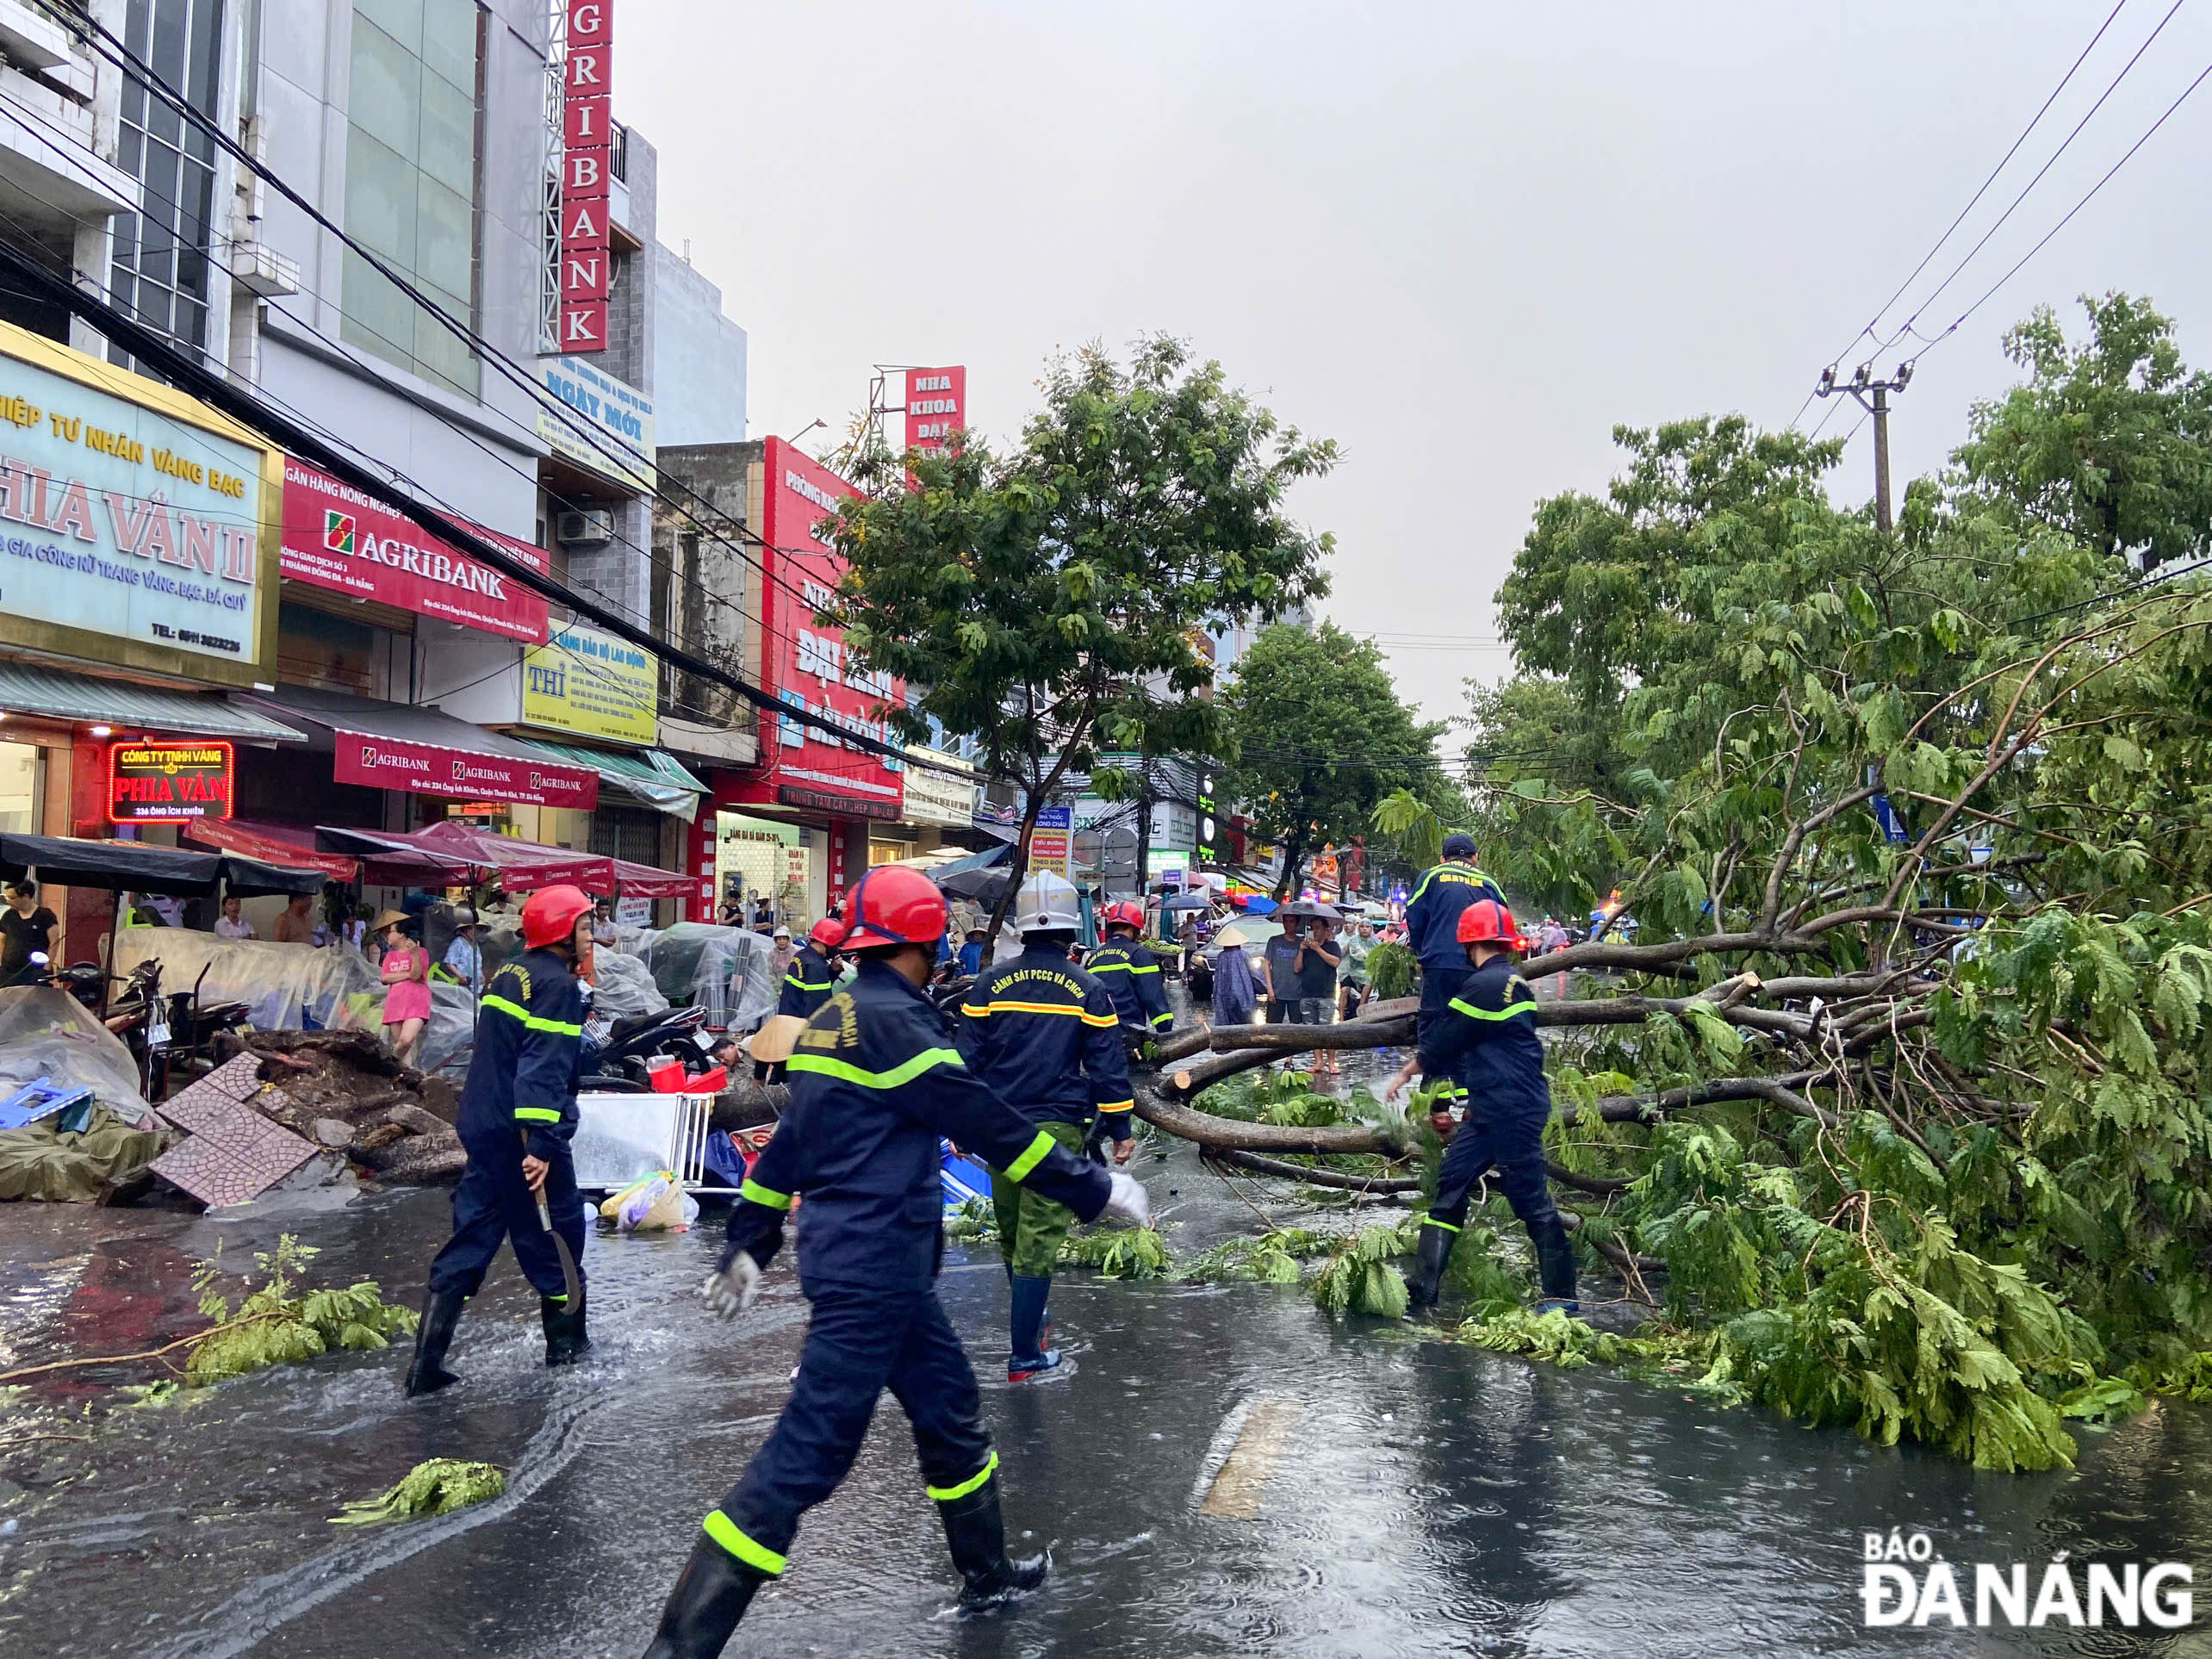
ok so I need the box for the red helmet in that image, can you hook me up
[522,884,594,951]
[1103,899,1145,932]
[807,916,845,954]
[839,865,948,952]
[1457,898,1520,947]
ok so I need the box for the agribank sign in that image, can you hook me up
[0,320,278,684]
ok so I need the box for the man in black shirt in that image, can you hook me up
[1,880,57,985]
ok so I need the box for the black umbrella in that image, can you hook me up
[0,832,324,898]
[1275,898,1345,923]
[1162,892,1213,911]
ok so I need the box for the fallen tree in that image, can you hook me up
[1127,339,2212,1469]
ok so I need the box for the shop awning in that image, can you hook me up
[0,832,326,897]
[247,685,600,811]
[506,736,706,819]
[0,663,305,743]
[182,819,364,883]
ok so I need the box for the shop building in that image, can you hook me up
[0,315,298,958]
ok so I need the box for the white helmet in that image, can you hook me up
[1015,869,1080,932]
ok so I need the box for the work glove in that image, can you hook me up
[701,1253,762,1322]
[1103,1170,1152,1228]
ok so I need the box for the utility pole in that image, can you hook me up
[1814,360,1911,534]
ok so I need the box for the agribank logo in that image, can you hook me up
[324,509,356,555]
[1861,1531,2192,1629]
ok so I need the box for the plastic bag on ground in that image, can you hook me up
[599,1169,698,1231]
[0,985,152,1122]
[110,927,382,1033]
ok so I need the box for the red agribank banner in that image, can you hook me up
[332,732,597,811]
[280,458,550,643]
[761,437,905,822]
[559,0,612,352]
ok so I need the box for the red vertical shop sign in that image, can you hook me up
[561,0,612,352]
[906,366,965,453]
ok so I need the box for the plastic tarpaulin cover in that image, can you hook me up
[0,986,152,1121]
[637,923,776,1031]
[111,928,384,1034]
[592,948,670,1022]
[0,1105,166,1202]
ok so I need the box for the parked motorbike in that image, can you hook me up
[580,1004,717,1092]
[99,960,250,1099]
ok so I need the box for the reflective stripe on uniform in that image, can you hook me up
[924,1450,998,1502]
[739,1177,792,1210]
[702,1509,787,1575]
[784,973,832,991]
[1149,1011,1174,1028]
[786,1047,964,1090]
[482,993,582,1037]
[1422,1215,1462,1233]
[1005,1128,1056,1182]
[1094,1098,1134,1114]
[1408,862,1501,904]
[960,999,1096,1020]
[1448,996,1539,1022]
[514,1106,562,1123]
[1126,962,1161,975]
[1089,960,1132,973]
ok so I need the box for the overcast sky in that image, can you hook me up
[621,0,2212,724]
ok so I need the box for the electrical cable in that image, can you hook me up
[1904,53,2212,368]
[1790,0,2145,428]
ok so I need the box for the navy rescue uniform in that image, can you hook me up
[699,959,1112,1577]
[958,945,1132,1276]
[1085,937,1174,1038]
[1403,859,1507,1099]
[427,948,588,1303]
[777,941,838,1021]
[1417,954,1575,1303]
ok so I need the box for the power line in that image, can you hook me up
[1790,0,2144,428]
[1904,53,2212,368]
[1877,0,2189,351]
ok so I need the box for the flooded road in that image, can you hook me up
[2,1152,2209,1659]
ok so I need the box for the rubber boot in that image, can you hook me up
[542,1289,592,1366]
[1007,1275,1060,1381]
[936,1478,1047,1612]
[403,1289,464,1397]
[1532,1223,1579,1317]
[640,1532,770,1658]
[1406,1221,1454,1314]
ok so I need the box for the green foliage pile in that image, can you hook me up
[1364,940,1418,1001]
[943,1200,1172,1279]
[1308,1221,1419,1320]
[187,1236,417,1385]
[1367,293,2212,1471]
[330,1459,506,1525]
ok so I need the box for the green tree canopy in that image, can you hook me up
[1952,292,2212,569]
[1217,622,1448,896]
[823,337,1336,934]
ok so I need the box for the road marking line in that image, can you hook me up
[1197,1395,1301,1519]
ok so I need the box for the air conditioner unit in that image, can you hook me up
[557,508,615,547]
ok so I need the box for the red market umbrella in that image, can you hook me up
[184,818,362,883]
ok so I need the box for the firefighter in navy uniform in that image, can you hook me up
[1384,898,1577,1317]
[1402,833,1508,1104]
[959,871,1134,1381]
[403,884,595,1396]
[778,917,844,1020]
[640,866,1153,1658]
[1085,899,1174,1042]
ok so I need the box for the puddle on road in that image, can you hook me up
[0,1110,2205,1655]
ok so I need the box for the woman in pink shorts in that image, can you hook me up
[377,909,432,1066]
